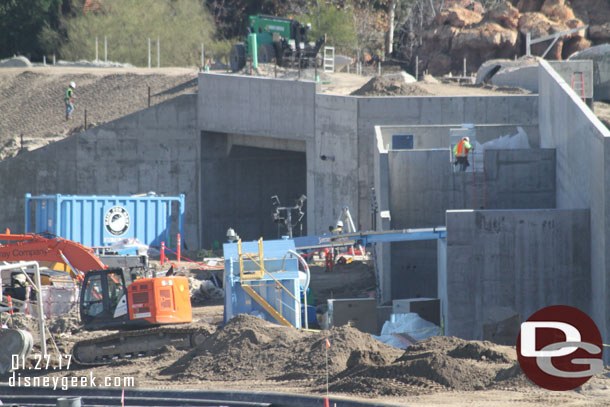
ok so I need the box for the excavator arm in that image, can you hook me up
[0,233,105,274]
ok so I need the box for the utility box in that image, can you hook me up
[393,298,440,326]
[25,193,184,249]
[327,298,377,334]
[392,134,414,150]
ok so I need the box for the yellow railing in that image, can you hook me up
[237,238,297,327]
[238,238,265,280]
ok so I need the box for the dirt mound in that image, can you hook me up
[351,76,431,96]
[47,307,81,335]
[161,314,402,382]
[160,315,526,396]
[2,312,38,331]
[329,336,524,397]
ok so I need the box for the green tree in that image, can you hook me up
[298,0,357,52]
[0,0,64,60]
[60,0,216,66]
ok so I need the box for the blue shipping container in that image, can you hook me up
[25,193,184,249]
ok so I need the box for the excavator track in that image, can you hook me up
[71,325,209,366]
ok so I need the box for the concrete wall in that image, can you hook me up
[539,60,610,359]
[386,148,556,300]
[355,95,539,233]
[0,94,200,247]
[197,73,539,239]
[373,127,392,302]
[490,65,540,94]
[440,209,590,340]
[310,95,360,232]
[198,73,316,141]
[378,124,540,149]
[478,61,593,99]
[548,61,594,99]
[569,46,610,101]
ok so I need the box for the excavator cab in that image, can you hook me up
[80,268,193,331]
[80,268,133,330]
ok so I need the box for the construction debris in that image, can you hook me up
[189,276,224,304]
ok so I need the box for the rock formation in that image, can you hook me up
[409,0,609,75]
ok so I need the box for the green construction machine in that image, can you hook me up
[230,14,326,72]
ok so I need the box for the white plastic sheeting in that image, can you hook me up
[372,312,441,349]
[482,126,531,150]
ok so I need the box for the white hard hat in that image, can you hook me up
[336,220,344,227]
[70,81,76,88]
[13,273,26,283]
[463,136,469,142]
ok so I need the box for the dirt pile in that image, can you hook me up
[351,77,431,96]
[1,312,38,331]
[162,314,402,382]
[0,68,197,160]
[47,307,81,335]
[329,336,526,397]
[159,314,527,397]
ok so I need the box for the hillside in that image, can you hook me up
[0,67,198,160]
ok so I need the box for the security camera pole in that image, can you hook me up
[271,195,307,238]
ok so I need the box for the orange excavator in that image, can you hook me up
[0,231,198,365]
[0,231,106,276]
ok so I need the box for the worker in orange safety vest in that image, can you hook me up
[453,136,473,172]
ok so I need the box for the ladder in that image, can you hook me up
[571,72,585,101]
[323,46,335,73]
[471,149,487,210]
[335,206,364,256]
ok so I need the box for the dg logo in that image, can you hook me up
[517,305,604,391]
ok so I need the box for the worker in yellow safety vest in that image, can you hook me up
[453,136,472,172]
[65,81,76,120]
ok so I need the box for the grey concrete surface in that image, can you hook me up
[197,73,316,141]
[539,60,610,361]
[488,65,540,93]
[570,44,610,101]
[474,59,593,99]
[548,60,594,99]
[373,126,392,302]
[310,94,360,232]
[0,94,200,247]
[440,209,590,340]
[386,148,556,300]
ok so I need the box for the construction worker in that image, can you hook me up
[10,273,27,301]
[333,220,344,234]
[453,136,473,172]
[65,81,76,120]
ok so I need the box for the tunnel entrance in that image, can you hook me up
[200,131,307,249]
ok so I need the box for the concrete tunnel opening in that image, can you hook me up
[200,131,307,249]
